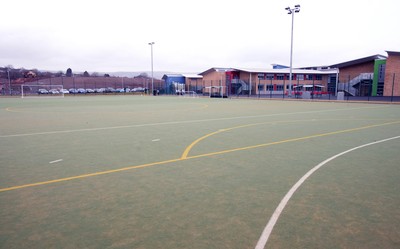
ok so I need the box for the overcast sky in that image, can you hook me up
[1,0,399,75]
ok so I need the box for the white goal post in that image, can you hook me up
[181,91,199,98]
[21,85,65,98]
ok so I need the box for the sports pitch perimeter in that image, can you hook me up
[1,96,400,249]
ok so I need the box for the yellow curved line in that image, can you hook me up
[180,123,262,159]
[185,120,400,159]
[1,120,399,193]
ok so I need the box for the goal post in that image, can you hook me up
[181,91,199,98]
[21,85,65,98]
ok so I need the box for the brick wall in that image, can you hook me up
[338,61,374,82]
[384,52,400,96]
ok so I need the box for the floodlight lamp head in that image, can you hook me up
[148,42,155,45]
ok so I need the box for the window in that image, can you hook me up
[328,75,336,84]
[276,85,284,91]
[306,74,313,80]
[297,74,304,80]
[378,64,386,82]
[266,74,274,80]
[315,75,322,80]
[258,84,264,91]
[276,74,284,80]
[286,74,294,80]
[266,84,274,91]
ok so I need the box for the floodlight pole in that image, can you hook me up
[148,42,155,95]
[7,68,11,95]
[286,5,300,97]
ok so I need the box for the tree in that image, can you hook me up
[83,71,90,77]
[104,73,110,77]
[66,68,73,77]
[139,72,148,78]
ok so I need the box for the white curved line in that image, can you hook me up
[255,135,400,249]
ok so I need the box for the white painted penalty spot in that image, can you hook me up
[49,159,63,164]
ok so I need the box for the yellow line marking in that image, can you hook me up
[5,107,21,113]
[180,118,390,159]
[0,158,183,193]
[1,120,399,193]
[186,120,400,159]
[180,123,261,159]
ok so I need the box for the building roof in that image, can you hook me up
[199,67,234,75]
[232,67,337,75]
[181,74,203,79]
[162,74,185,80]
[386,50,400,56]
[329,54,387,68]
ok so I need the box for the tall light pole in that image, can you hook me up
[148,42,155,95]
[7,68,11,95]
[285,4,300,97]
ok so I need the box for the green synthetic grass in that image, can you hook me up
[0,96,399,249]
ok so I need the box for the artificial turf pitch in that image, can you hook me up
[1,96,400,248]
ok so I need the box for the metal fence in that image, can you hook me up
[1,73,399,102]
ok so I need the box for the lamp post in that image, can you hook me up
[285,4,300,97]
[148,42,155,95]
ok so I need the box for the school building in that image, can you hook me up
[162,50,400,98]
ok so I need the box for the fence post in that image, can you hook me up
[391,73,395,102]
[347,75,350,101]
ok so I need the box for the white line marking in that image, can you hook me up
[49,159,63,164]
[152,139,160,142]
[255,135,400,249]
[0,106,384,138]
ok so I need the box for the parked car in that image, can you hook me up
[69,88,77,94]
[105,87,115,93]
[37,89,49,94]
[132,87,146,92]
[60,89,70,94]
[115,88,125,93]
[95,88,105,93]
[85,88,95,93]
[77,88,86,94]
[48,89,60,94]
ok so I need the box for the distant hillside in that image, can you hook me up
[109,71,176,79]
